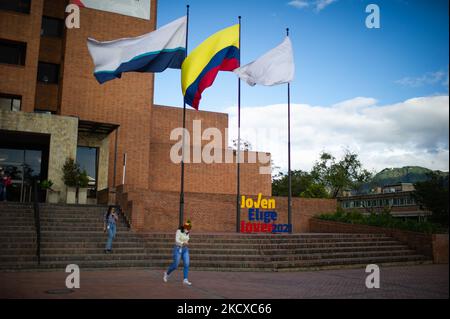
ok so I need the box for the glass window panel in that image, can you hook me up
[41,16,64,38]
[12,98,21,111]
[37,62,60,84]
[0,97,11,111]
[0,0,31,14]
[76,147,98,187]
[24,150,42,179]
[0,40,26,65]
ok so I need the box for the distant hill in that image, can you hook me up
[360,166,449,192]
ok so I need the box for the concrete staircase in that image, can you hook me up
[0,202,431,271]
[141,233,431,271]
[0,202,148,270]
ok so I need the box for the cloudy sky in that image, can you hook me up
[154,0,449,174]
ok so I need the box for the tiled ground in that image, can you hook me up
[0,264,447,299]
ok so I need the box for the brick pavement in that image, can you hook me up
[0,265,447,299]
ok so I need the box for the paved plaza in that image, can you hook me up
[0,264,448,299]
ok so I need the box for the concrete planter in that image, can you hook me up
[47,189,60,204]
[66,187,77,204]
[77,188,88,205]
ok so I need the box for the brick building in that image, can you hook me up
[338,183,432,218]
[0,0,336,231]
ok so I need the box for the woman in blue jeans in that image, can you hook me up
[163,220,192,285]
[103,206,118,253]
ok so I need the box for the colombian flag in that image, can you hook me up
[182,24,240,110]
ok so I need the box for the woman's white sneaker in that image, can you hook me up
[163,272,168,283]
[183,279,192,286]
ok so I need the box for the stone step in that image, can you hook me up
[145,237,396,245]
[271,255,429,269]
[0,248,420,264]
[0,226,130,232]
[0,231,395,242]
[0,244,411,257]
[2,218,127,224]
[0,255,429,271]
[146,240,408,249]
[0,242,143,249]
[148,249,419,261]
[1,206,107,212]
[0,248,146,256]
[141,233,389,239]
[1,253,149,263]
[144,245,412,255]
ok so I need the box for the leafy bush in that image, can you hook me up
[78,170,90,188]
[39,179,54,190]
[62,158,90,188]
[316,210,447,234]
[62,158,80,187]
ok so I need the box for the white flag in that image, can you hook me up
[87,16,186,84]
[234,37,295,86]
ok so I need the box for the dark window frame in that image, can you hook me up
[33,109,56,115]
[37,61,60,84]
[0,93,22,112]
[76,146,100,198]
[0,0,31,14]
[0,39,27,66]
[41,16,65,38]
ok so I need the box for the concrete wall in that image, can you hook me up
[0,110,78,201]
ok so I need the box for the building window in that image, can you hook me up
[41,16,64,38]
[37,62,60,84]
[0,39,26,65]
[0,94,21,112]
[34,109,55,115]
[76,146,99,198]
[0,0,31,14]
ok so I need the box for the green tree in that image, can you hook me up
[412,173,449,227]
[272,170,329,198]
[311,151,372,198]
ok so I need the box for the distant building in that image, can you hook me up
[338,183,432,218]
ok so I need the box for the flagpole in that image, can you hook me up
[236,16,242,233]
[286,28,293,233]
[179,5,190,227]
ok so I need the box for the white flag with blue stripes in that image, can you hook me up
[87,16,186,84]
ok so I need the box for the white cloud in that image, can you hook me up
[225,95,449,174]
[316,0,337,11]
[288,0,337,12]
[287,0,310,9]
[396,69,449,88]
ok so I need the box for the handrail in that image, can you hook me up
[32,178,41,265]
